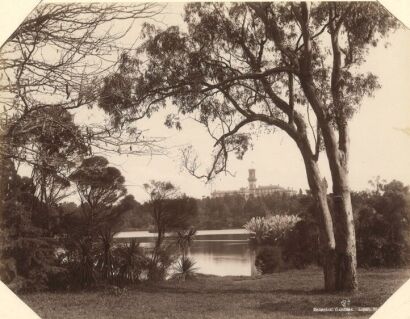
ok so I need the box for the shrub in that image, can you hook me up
[244,215,301,245]
[353,180,410,267]
[280,210,321,269]
[255,246,283,274]
[147,245,176,281]
[265,215,301,242]
[46,266,71,291]
[243,217,270,244]
[114,240,150,285]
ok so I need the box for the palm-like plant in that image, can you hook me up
[95,229,116,282]
[172,255,198,281]
[115,239,149,284]
[175,228,196,257]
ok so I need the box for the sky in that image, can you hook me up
[2,2,410,203]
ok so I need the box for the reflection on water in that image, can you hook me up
[115,230,257,277]
[188,239,258,276]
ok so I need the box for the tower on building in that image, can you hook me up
[248,168,257,191]
[211,168,296,198]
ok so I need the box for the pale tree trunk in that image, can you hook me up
[298,140,338,291]
[327,6,358,291]
[333,175,358,290]
[328,144,358,290]
[303,151,357,291]
[322,123,358,291]
[296,1,358,291]
[298,68,358,291]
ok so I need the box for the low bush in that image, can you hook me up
[255,246,283,274]
[147,245,176,281]
[114,240,150,285]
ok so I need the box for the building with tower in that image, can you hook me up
[211,169,296,199]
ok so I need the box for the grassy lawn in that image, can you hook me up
[21,267,409,319]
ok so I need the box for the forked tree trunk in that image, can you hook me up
[305,165,358,292]
[295,1,358,291]
[300,148,338,291]
[321,125,358,291]
[300,134,358,291]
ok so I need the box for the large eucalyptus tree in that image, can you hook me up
[99,2,399,291]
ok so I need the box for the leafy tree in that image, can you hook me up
[144,181,197,251]
[143,181,197,281]
[26,108,89,232]
[243,197,268,219]
[0,160,60,292]
[70,156,126,215]
[100,2,399,291]
[355,180,410,267]
[62,156,127,287]
[144,181,179,250]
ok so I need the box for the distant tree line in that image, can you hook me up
[118,192,306,231]
[117,181,410,270]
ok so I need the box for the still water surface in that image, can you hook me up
[115,229,257,276]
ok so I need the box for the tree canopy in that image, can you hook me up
[99,2,397,178]
[70,156,127,212]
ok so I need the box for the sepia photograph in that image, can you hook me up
[0,1,409,318]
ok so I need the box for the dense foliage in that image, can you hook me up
[118,184,410,270]
[255,246,283,274]
[0,160,62,292]
[0,2,164,292]
[1,154,409,292]
[354,181,410,267]
[195,192,304,229]
[251,181,410,270]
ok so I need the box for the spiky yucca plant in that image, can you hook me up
[172,256,198,281]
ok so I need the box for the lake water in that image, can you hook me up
[115,229,258,276]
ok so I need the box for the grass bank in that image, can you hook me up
[21,267,409,319]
